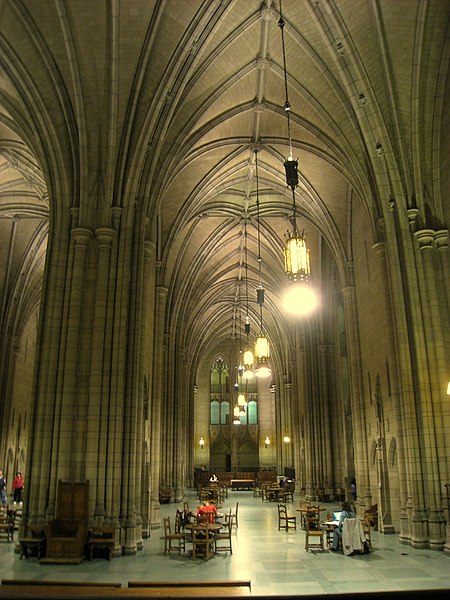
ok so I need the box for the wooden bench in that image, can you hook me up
[127,580,251,597]
[0,580,251,598]
[87,526,115,560]
[230,479,255,490]
[0,513,14,542]
[0,580,121,599]
[18,535,46,559]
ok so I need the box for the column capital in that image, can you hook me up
[72,227,92,247]
[95,227,115,248]
[156,286,169,301]
[414,229,434,250]
[372,241,386,260]
[407,208,420,231]
[434,229,448,251]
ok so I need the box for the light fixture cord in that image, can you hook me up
[244,220,249,320]
[255,151,262,287]
[279,0,298,233]
[279,1,293,159]
[255,151,265,337]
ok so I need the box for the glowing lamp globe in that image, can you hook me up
[283,283,317,316]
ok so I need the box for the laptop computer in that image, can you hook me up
[323,511,342,527]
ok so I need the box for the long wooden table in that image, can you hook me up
[230,479,255,490]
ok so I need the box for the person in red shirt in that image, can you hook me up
[196,500,217,523]
[12,472,24,503]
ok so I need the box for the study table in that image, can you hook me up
[184,522,222,534]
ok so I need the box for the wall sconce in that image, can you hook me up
[264,436,271,449]
[199,436,205,450]
[283,435,291,444]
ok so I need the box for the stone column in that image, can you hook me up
[24,208,78,526]
[149,285,168,529]
[434,230,450,555]
[282,383,293,471]
[372,241,403,533]
[140,240,155,538]
[85,227,116,524]
[319,344,333,499]
[341,286,371,507]
[413,229,447,549]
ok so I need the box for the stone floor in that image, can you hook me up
[1,491,449,598]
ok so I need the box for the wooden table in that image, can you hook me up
[184,522,222,534]
[265,485,283,501]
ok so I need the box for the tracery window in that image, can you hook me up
[210,357,230,425]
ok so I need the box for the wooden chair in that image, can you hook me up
[191,526,215,560]
[362,514,372,547]
[225,502,238,528]
[163,516,185,554]
[41,480,88,564]
[277,503,297,531]
[304,514,324,551]
[214,517,233,555]
[284,481,295,503]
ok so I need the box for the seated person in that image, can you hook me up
[331,501,356,551]
[196,500,218,523]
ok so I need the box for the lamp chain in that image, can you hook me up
[278,1,293,159]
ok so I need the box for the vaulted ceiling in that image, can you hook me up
[1,0,449,373]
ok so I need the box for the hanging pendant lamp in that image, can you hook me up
[278,1,316,316]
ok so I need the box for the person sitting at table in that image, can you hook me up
[331,501,356,551]
[197,500,218,523]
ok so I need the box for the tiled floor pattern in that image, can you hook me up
[0,491,449,597]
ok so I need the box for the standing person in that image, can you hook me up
[0,470,6,505]
[331,501,356,551]
[12,472,24,503]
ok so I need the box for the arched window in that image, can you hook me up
[220,401,230,425]
[210,400,220,424]
[247,400,258,424]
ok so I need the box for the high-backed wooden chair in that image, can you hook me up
[304,515,324,551]
[225,502,238,528]
[214,516,232,555]
[163,516,185,554]
[277,503,297,531]
[191,527,215,560]
[362,514,372,547]
[41,481,88,564]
